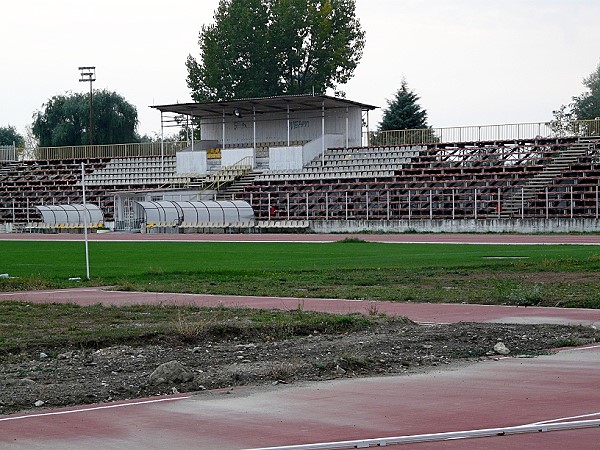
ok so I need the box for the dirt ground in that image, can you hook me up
[1,320,598,416]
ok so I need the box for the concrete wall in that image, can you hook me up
[269,145,303,171]
[302,134,345,165]
[221,148,254,168]
[200,107,362,148]
[311,218,600,234]
[176,151,207,174]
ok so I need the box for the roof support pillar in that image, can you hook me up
[190,110,195,151]
[253,106,256,165]
[287,104,290,147]
[160,110,164,172]
[222,108,226,150]
[345,106,349,149]
[321,101,325,167]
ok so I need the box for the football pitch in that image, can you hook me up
[2,240,600,308]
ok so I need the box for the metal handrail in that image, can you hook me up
[201,156,254,191]
[370,119,600,146]
[29,141,189,160]
[12,119,600,161]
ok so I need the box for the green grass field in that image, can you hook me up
[2,240,600,308]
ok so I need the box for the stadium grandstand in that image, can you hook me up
[1,94,600,234]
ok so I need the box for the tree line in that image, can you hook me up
[2,0,599,149]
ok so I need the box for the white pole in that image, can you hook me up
[287,104,290,147]
[345,191,348,220]
[190,111,195,152]
[545,187,549,220]
[387,190,390,220]
[497,188,501,219]
[287,192,290,221]
[306,192,309,220]
[408,192,411,222]
[345,106,349,149]
[596,185,599,220]
[429,190,433,220]
[321,101,325,167]
[452,189,455,220]
[474,189,477,220]
[521,188,525,219]
[570,186,574,219]
[81,163,90,280]
[366,191,369,220]
[160,111,164,172]
[268,192,271,220]
[325,192,329,220]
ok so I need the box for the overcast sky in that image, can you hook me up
[2,0,599,140]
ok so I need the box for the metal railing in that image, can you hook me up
[0,144,17,162]
[201,156,254,191]
[30,141,188,160]
[370,119,600,146]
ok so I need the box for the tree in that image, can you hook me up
[554,62,600,123]
[32,90,139,147]
[379,79,429,131]
[572,62,600,121]
[0,125,24,147]
[186,0,365,101]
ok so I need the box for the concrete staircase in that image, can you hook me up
[217,170,262,200]
[500,136,600,217]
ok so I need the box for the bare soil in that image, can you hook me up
[1,320,597,416]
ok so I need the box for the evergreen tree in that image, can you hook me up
[379,79,428,131]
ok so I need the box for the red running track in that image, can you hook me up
[1,287,600,328]
[1,231,600,245]
[1,346,599,449]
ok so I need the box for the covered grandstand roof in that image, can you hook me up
[150,94,377,118]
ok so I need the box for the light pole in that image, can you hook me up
[78,66,96,145]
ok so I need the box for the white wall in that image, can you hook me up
[302,135,345,165]
[200,106,363,148]
[176,151,207,174]
[269,145,303,171]
[311,218,600,233]
[221,148,254,168]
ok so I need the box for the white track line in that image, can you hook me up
[0,396,191,422]
[531,411,600,425]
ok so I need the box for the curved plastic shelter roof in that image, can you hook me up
[137,200,254,227]
[36,204,103,226]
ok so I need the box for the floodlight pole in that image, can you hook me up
[81,162,90,280]
[79,66,96,145]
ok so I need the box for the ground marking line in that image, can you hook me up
[531,411,600,425]
[0,396,191,423]
[560,344,600,351]
[244,419,600,449]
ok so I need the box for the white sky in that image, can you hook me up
[1,0,599,139]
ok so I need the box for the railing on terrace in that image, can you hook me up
[30,141,188,160]
[201,156,254,191]
[369,119,600,146]
[11,119,600,161]
[0,144,17,162]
